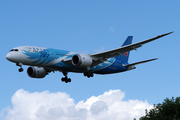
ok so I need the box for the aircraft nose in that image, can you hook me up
[6,53,12,61]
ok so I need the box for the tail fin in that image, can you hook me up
[115,36,133,63]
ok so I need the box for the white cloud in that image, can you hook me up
[110,27,115,33]
[0,89,152,120]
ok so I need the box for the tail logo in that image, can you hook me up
[124,52,128,56]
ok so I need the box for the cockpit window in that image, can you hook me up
[9,49,19,52]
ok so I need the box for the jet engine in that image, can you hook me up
[72,54,93,67]
[27,66,47,78]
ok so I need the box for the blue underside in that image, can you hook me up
[23,49,129,74]
[94,61,128,74]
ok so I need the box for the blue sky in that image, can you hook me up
[1,1,180,119]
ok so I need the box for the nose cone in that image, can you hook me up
[6,53,12,61]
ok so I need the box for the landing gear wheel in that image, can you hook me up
[90,73,94,77]
[18,68,24,72]
[84,72,94,78]
[84,72,87,76]
[61,77,65,82]
[61,73,71,83]
[68,78,71,82]
[64,78,71,83]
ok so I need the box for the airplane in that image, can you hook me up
[6,32,173,83]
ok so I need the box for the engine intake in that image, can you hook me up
[72,54,92,67]
[27,66,47,78]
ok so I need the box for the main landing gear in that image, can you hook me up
[84,72,94,78]
[16,63,24,72]
[61,72,94,83]
[61,72,71,83]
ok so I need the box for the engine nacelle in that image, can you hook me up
[27,66,47,78]
[72,54,93,67]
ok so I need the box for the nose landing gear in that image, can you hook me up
[18,68,24,72]
[16,63,23,72]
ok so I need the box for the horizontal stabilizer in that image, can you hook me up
[123,58,158,67]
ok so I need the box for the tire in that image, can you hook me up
[19,68,23,72]
[61,78,65,82]
[68,78,71,82]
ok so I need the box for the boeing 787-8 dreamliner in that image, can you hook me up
[6,32,173,83]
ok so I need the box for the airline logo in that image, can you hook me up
[124,52,128,56]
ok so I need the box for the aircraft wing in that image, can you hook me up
[90,32,173,67]
[62,32,173,68]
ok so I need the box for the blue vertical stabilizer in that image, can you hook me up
[115,36,133,63]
